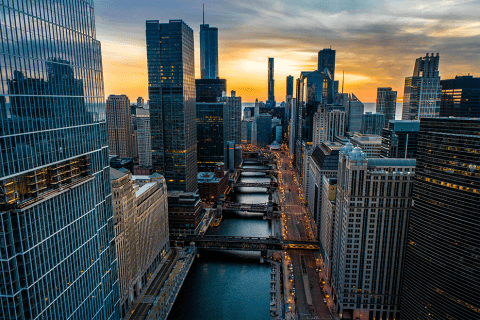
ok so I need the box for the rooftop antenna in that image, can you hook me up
[203,3,205,25]
[342,70,344,94]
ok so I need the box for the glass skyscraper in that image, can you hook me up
[402,53,441,120]
[401,118,480,319]
[318,48,336,104]
[146,20,197,192]
[0,1,120,319]
[196,102,226,172]
[440,75,480,118]
[267,58,275,107]
[376,87,397,127]
[200,23,218,79]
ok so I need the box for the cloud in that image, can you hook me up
[95,0,480,102]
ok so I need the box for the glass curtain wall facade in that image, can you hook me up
[196,102,225,172]
[401,118,480,319]
[267,58,275,107]
[440,75,480,118]
[318,48,336,104]
[376,87,397,127]
[146,20,197,192]
[200,24,218,79]
[402,54,441,120]
[0,1,120,319]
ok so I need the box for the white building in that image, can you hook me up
[349,133,382,158]
[331,144,415,320]
[136,108,151,168]
[320,176,337,279]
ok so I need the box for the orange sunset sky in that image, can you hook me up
[95,0,480,103]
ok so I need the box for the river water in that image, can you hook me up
[168,169,274,320]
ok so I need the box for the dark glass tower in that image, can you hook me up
[146,20,198,192]
[376,87,397,127]
[195,79,226,103]
[286,75,294,97]
[267,58,275,107]
[0,1,120,319]
[197,102,226,171]
[440,75,480,117]
[200,24,218,79]
[380,120,419,159]
[401,118,480,319]
[318,48,336,104]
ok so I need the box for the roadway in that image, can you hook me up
[274,147,333,320]
[128,249,179,320]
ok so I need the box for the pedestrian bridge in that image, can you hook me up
[172,235,320,251]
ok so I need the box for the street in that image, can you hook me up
[274,147,333,320]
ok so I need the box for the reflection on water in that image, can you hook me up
[169,165,272,320]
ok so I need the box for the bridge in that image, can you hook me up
[233,182,278,189]
[237,167,276,173]
[172,235,320,251]
[220,202,281,219]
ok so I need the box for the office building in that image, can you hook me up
[287,75,294,97]
[362,112,386,135]
[195,78,226,103]
[219,90,242,147]
[402,53,441,120]
[197,163,229,202]
[318,48,336,104]
[146,20,197,192]
[107,94,134,157]
[331,145,415,320]
[0,1,120,318]
[196,102,226,172]
[306,142,342,239]
[401,118,480,319]
[320,176,337,279]
[110,169,169,315]
[376,88,397,127]
[137,97,144,107]
[267,58,275,107]
[168,191,203,235]
[136,108,152,168]
[380,120,420,159]
[312,105,346,147]
[200,23,218,79]
[440,75,480,117]
[256,113,273,147]
[347,94,364,133]
[349,133,382,158]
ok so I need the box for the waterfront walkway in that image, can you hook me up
[125,249,178,320]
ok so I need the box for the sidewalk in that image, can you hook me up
[314,252,341,320]
[123,249,174,319]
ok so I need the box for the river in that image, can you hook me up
[168,168,274,320]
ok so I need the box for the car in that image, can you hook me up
[309,284,313,288]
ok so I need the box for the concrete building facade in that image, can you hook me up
[107,94,134,157]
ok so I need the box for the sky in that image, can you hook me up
[94,0,480,103]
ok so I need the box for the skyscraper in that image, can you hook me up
[200,22,219,79]
[197,102,226,171]
[380,120,420,159]
[401,118,480,319]
[0,1,120,318]
[347,94,364,133]
[376,87,397,127]
[332,145,415,320]
[267,58,275,107]
[440,75,480,117]
[195,79,226,103]
[136,108,152,168]
[286,75,294,97]
[146,20,197,192]
[402,53,441,120]
[318,48,336,104]
[362,112,386,135]
[107,94,134,157]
